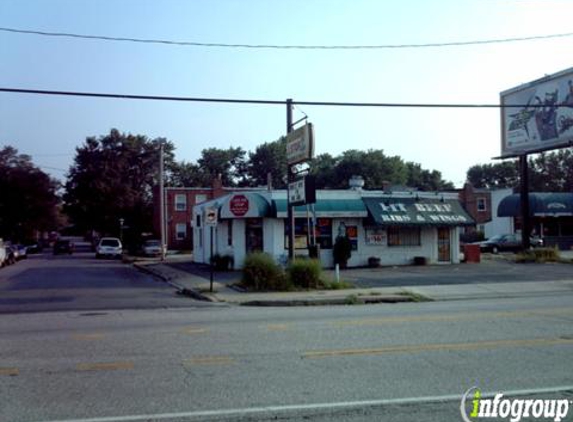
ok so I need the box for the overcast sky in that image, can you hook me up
[1,0,573,187]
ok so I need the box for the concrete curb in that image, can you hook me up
[132,263,215,302]
[239,295,413,307]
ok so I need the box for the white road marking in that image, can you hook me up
[30,385,573,422]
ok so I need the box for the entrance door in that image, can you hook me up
[246,218,263,253]
[437,227,451,262]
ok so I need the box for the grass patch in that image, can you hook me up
[515,247,560,263]
[320,278,354,290]
[344,294,361,305]
[398,291,432,302]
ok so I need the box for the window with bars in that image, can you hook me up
[387,227,421,247]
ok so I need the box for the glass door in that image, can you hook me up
[437,227,451,262]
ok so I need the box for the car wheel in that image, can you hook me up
[492,246,499,254]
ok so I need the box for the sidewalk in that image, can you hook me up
[133,252,573,306]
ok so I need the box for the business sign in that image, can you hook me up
[288,175,316,206]
[500,66,573,157]
[365,228,387,245]
[205,207,218,226]
[229,195,249,217]
[286,122,315,165]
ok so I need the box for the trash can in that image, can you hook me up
[464,244,481,263]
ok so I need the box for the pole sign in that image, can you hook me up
[500,66,573,158]
[205,207,218,226]
[286,122,315,165]
[288,175,316,206]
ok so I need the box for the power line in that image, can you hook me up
[1,26,572,50]
[0,87,558,109]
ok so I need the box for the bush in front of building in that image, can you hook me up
[287,258,322,289]
[242,252,290,291]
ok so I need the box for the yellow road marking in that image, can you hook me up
[0,367,19,376]
[72,333,105,341]
[180,327,207,335]
[76,361,134,371]
[183,356,234,366]
[303,337,573,359]
[331,307,573,327]
[266,324,290,331]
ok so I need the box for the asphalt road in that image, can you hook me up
[1,293,572,422]
[0,248,208,313]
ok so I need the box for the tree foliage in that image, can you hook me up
[0,146,60,241]
[466,148,573,191]
[64,129,175,237]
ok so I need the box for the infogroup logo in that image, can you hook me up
[460,387,571,422]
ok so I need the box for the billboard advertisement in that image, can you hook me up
[500,67,573,157]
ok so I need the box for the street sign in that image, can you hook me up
[286,122,314,165]
[288,175,316,206]
[205,207,218,226]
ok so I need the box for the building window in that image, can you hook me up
[196,194,207,204]
[477,197,487,212]
[175,194,187,211]
[285,218,333,250]
[387,227,421,247]
[227,220,233,246]
[176,223,186,240]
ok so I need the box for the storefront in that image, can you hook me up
[193,189,474,269]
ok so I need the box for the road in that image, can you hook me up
[0,246,207,313]
[1,292,573,422]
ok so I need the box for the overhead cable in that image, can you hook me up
[1,26,572,50]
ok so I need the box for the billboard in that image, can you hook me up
[500,67,573,158]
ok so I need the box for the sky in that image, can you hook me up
[1,0,573,188]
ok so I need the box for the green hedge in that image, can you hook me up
[515,247,560,263]
[287,259,322,289]
[242,252,289,291]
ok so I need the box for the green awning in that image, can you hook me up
[273,199,367,218]
[219,193,272,219]
[498,193,573,217]
[363,197,474,227]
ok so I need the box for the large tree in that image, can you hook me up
[246,138,287,188]
[466,161,519,189]
[0,146,60,241]
[64,129,174,238]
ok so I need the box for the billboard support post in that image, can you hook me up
[286,99,295,261]
[519,155,531,250]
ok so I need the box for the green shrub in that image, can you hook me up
[242,252,288,291]
[515,247,560,263]
[287,258,322,289]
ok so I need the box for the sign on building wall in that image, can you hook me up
[500,66,573,157]
[229,195,249,217]
[365,228,387,245]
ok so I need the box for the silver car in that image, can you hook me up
[95,237,123,259]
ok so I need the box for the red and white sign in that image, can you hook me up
[229,195,249,217]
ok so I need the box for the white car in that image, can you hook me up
[96,237,123,259]
[142,239,162,257]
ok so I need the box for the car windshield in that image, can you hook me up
[101,239,120,247]
[145,240,160,247]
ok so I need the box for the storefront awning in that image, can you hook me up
[498,193,573,217]
[219,193,272,219]
[363,197,474,227]
[273,199,367,218]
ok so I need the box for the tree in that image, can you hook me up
[0,146,60,241]
[197,147,247,187]
[246,138,287,188]
[466,161,519,189]
[64,129,175,239]
[406,162,454,191]
[529,149,573,191]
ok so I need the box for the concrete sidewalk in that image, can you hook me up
[133,253,573,306]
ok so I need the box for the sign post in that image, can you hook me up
[205,207,218,293]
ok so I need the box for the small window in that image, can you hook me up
[477,197,487,212]
[387,227,421,247]
[176,223,186,240]
[175,194,187,211]
[195,194,207,204]
[227,220,233,246]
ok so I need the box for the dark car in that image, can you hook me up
[5,246,17,265]
[479,233,543,254]
[53,240,74,255]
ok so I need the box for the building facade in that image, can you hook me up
[193,188,474,269]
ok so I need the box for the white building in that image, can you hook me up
[193,188,474,269]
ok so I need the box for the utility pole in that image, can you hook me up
[286,98,295,260]
[519,155,531,250]
[159,142,166,261]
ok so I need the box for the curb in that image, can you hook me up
[239,295,413,307]
[132,263,215,302]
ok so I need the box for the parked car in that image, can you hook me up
[53,239,74,255]
[25,242,43,254]
[15,244,27,260]
[95,237,123,259]
[141,239,162,257]
[5,245,17,265]
[479,233,543,254]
